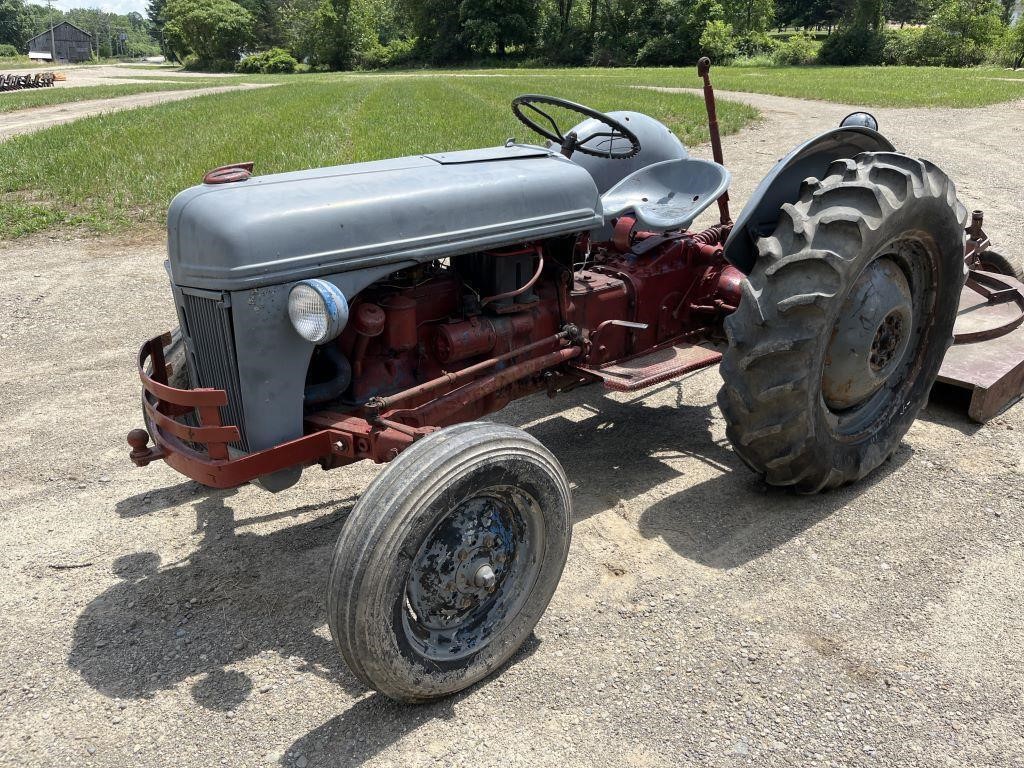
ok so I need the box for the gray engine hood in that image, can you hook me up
[167,145,604,291]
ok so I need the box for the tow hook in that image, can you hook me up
[127,429,165,467]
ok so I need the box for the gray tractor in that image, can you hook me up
[128,60,1024,701]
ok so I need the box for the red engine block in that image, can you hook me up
[336,220,739,409]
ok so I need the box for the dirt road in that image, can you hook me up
[0,83,275,142]
[0,63,241,87]
[0,91,1022,768]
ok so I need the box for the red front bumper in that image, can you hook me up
[130,333,342,489]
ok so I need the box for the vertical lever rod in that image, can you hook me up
[697,57,731,225]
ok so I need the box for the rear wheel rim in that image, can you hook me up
[403,486,542,663]
[821,237,937,439]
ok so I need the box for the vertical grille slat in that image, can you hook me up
[180,291,249,451]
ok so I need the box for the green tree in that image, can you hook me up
[592,0,669,66]
[236,0,282,48]
[164,0,254,66]
[888,0,939,25]
[921,0,1005,64]
[312,0,356,69]
[279,0,322,60]
[699,18,738,59]
[1006,19,1024,67]
[397,0,467,63]
[0,0,26,48]
[852,0,884,28]
[722,0,774,34]
[459,0,539,57]
[775,0,847,31]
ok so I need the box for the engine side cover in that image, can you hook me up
[168,145,603,291]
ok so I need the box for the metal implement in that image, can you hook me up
[932,210,1024,422]
[939,268,1024,422]
[0,72,56,90]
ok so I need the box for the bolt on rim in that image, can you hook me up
[403,486,542,662]
[821,238,938,439]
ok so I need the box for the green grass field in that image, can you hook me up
[0,56,50,70]
[0,80,226,114]
[678,65,1024,107]
[0,74,757,239]
[2,63,1023,239]
[366,65,1024,108]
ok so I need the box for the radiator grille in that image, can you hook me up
[180,290,249,451]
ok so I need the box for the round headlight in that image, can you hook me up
[288,279,349,344]
[840,111,879,132]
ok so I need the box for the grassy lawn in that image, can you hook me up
[2,63,1022,239]
[0,74,757,239]
[686,65,1024,107]
[0,80,227,114]
[370,65,1024,108]
[0,57,51,70]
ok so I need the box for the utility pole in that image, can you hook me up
[47,0,56,63]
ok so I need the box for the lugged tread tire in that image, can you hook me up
[718,152,968,493]
[328,421,572,702]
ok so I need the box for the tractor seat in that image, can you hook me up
[601,158,731,232]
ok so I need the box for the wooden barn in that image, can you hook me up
[27,22,93,64]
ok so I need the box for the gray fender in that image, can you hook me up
[724,127,896,274]
[231,262,411,492]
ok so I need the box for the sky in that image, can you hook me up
[50,0,147,14]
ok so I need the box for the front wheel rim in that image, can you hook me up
[402,486,542,663]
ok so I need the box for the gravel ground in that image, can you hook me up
[0,63,242,87]
[0,91,1022,768]
[0,83,275,142]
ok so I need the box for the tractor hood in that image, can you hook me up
[167,145,604,291]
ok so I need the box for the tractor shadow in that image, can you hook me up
[280,383,912,766]
[920,383,987,437]
[69,489,368,709]
[280,637,539,767]
[72,377,912,761]
[498,381,912,569]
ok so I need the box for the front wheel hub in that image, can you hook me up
[403,489,536,661]
[823,257,913,411]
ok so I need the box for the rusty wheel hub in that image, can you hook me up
[823,257,913,411]
[403,489,536,661]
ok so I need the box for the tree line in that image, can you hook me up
[3,0,1022,71]
[148,0,1024,70]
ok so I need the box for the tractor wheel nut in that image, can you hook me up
[474,564,496,589]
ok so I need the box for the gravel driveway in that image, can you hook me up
[0,90,1022,768]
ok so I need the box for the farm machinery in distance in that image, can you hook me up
[125,59,1024,701]
[0,72,57,90]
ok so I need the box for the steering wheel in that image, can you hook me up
[512,94,641,160]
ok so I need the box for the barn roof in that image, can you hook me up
[27,21,94,43]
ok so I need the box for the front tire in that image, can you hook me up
[328,422,572,702]
[719,152,967,493]
[142,328,190,437]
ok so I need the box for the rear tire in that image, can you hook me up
[328,422,572,702]
[718,152,968,493]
